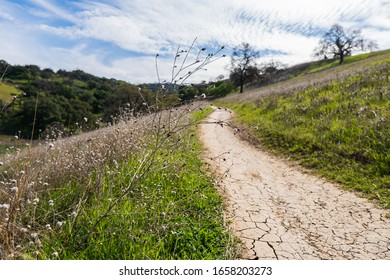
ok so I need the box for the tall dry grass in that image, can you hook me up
[0,101,217,259]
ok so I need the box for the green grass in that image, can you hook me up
[0,82,21,102]
[12,106,236,260]
[218,58,390,209]
[305,50,390,74]
[38,149,231,259]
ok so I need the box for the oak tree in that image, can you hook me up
[314,24,378,64]
[230,43,260,93]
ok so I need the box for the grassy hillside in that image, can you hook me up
[0,103,238,259]
[0,82,21,103]
[0,61,233,139]
[298,49,390,75]
[217,50,390,209]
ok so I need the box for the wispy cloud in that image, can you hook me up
[0,10,14,21]
[0,0,389,83]
[28,0,79,23]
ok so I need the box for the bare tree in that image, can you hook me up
[314,24,378,64]
[230,43,260,93]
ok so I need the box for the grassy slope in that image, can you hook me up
[1,106,238,259]
[42,124,232,259]
[302,50,390,74]
[217,50,390,209]
[0,82,21,103]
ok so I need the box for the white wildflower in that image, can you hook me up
[52,252,59,258]
[10,186,18,193]
[33,198,39,205]
[48,200,54,207]
[45,224,52,230]
[0,204,10,210]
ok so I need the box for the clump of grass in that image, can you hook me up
[0,101,237,259]
[218,59,390,209]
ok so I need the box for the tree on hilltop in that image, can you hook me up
[230,43,260,93]
[314,24,378,64]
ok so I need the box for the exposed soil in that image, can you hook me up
[198,107,390,260]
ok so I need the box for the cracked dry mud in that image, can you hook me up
[199,107,390,260]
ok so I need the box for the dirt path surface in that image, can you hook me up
[199,107,390,260]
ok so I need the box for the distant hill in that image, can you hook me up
[0,81,22,102]
[0,60,234,139]
[0,60,160,139]
[3,49,385,139]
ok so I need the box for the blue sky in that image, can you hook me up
[0,0,389,84]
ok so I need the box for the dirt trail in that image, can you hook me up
[199,107,390,260]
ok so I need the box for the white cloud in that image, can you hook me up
[0,11,14,21]
[28,0,79,23]
[0,0,389,83]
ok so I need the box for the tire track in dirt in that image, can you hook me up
[199,107,390,260]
